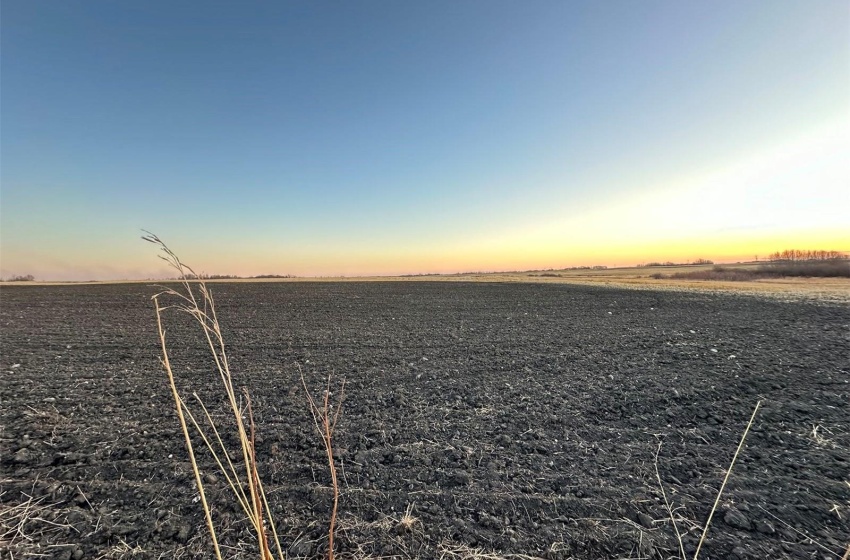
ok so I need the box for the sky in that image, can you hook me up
[1,1,848,280]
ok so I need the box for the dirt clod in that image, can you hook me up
[755,519,776,534]
[724,507,752,530]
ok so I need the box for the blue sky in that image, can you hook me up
[2,1,848,279]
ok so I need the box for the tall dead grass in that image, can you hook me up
[145,232,284,559]
[145,232,345,560]
[301,370,345,560]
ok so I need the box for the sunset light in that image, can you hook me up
[3,4,849,558]
[1,2,847,280]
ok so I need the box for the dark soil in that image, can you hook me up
[1,282,848,560]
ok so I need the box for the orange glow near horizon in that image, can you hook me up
[159,226,850,278]
[2,119,847,281]
[2,227,849,281]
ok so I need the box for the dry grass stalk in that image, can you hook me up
[397,503,418,532]
[93,538,146,559]
[756,504,845,558]
[692,399,761,560]
[300,368,345,560]
[654,441,686,560]
[0,493,57,545]
[656,400,762,560]
[144,232,284,560]
[153,302,222,560]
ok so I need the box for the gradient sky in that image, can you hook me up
[2,1,848,280]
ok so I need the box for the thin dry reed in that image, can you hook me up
[301,369,345,560]
[144,232,284,560]
[656,399,762,560]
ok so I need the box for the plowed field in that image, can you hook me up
[2,282,848,559]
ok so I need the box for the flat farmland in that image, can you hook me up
[1,282,848,560]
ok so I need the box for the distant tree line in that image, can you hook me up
[653,249,849,281]
[177,273,295,280]
[760,249,848,278]
[182,273,242,280]
[4,274,35,282]
[538,265,609,272]
[641,259,713,267]
[767,249,846,262]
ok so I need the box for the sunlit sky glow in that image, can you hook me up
[2,1,848,280]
